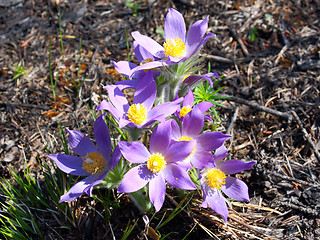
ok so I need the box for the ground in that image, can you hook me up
[1,0,320,239]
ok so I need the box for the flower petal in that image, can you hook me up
[182,107,204,137]
[186,16,209,51]
[94,115,111,163]
[129,61,165,78]
[67,129,96,157]
[164,140,196,163]
[97,100,123,121]
[118,141,150,164]
[190,150,215,169]
[163,163,196,190]
[114,79,137,91]
[183,87,194,107]
[84,170,108,196]
[48,154,90,176]
[112,60,137,78]
[149,173,166,211]
[169,118,181,141]
[195,101,214,113]
[59,174,98,202]
[188,33,215,58]
[221,176,250,202]
[164,8,186,42]
[118,165,152,193]
[217,160,256,175]
[133,41,155,63]
[145,98,183,124]
[119,117,134,129]
[149,120,172,154]
[133,71,156,110]
[110,145,121,170]
[132,31,164,58]
[203,189,229,222]
[196,131,230,151]
[213,145,228,164]
[104,85,129,113]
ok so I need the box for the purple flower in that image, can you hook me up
[171,106,230,168]
[47,115,121,202]
[175,87,214,121]
[97,71,182,129]
[183,72,220,88]
[112,41,163,79]
[118,120,197,211]
[132,8,215,64]
[200,145,256,222]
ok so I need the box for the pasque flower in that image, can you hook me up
[171,106,230,168]
[112,41,163,80]
[200,145,256,222]
[118,120,197,211]
[47,115,121,202]
[97,71,182,129]
[183,72,220,88]
[132,8,215,64]
[175,87,214,121]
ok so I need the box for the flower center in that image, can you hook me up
[140,58,153,64]
[179,106,192,118]
[178,136,196,162]
[82,152,105,174]
[140,58,154,72]
[163,37,185,57]
[147,153,166,173]
[205,168,226,190]
[127,103,147,125]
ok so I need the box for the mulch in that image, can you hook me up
[1,0,320,239]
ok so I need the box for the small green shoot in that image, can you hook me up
[49,39,57,102]
[120,219,138,240]
[11,61,27,80]
[125,0,141,17]
[156,28,165,38]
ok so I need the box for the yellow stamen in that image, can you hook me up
[179,106,192,118]
[140,58,154,72]
[140,58,153,65]
[147,153,166,173]
[205,168,226,190]
[178,136,196,162]
[127,103,147,125]
[82,152,105,174]
[163,37,185,57]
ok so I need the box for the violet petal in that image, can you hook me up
[217,160,256,175]
[222,176,250,202]
[163,163,196,190]
[164,8,186,42]
[118,141,150,164]
[48,154,89,176]
[118,165,151,193]
[67,129,96,157]
[149,173,166,211]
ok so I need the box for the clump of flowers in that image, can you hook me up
[48,8,255,223]
[48,115,121,202]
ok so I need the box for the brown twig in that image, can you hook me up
[0,101,50,111]
[217,94,293,122]
[226,106,239,135]
[291,111,320,163]
[205,54,234,64]
[229,27,250,57]
[270,171,320,189]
